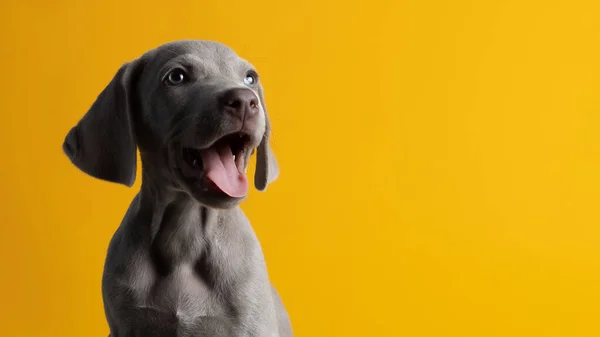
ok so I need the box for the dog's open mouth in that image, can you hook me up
[181,132,252,198]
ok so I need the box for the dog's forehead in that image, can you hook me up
[144,40,250,75]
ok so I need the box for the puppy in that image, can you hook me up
[63,40,292,337]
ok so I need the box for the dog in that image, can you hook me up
[62,40,293,337]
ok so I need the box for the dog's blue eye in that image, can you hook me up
[165,69,187,85]
[244,74,256,86]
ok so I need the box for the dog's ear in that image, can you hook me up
[254,84,280,191]
[62,60,143,187]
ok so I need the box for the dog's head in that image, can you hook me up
[63,40,279,208]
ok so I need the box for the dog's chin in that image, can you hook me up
[187,185,247,209]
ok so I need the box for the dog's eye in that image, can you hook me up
[165,69,187,86]
[243,73,257,86]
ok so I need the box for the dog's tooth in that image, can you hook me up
[192,159,198,166]
[233,155,236,161]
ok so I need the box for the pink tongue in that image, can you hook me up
[200,144,248,197]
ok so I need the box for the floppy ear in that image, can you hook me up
[62,60,142,187]
[254,85,280,191]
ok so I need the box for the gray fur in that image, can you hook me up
[62,40,291,337]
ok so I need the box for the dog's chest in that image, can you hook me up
[119,257,237,336]
[126,228,257,318]
[160,263,226,317]
[128,247,239,316]
[111,209,277,336]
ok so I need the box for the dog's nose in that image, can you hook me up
[220,88,259,121]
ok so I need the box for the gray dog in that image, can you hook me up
[62,40,293,337]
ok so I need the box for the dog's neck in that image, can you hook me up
[138,180,214,238]
[136,159,245,274]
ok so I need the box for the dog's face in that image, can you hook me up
[136,42,270,207]
[63,41,279,209]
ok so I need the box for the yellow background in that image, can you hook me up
[1,0,599,336]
